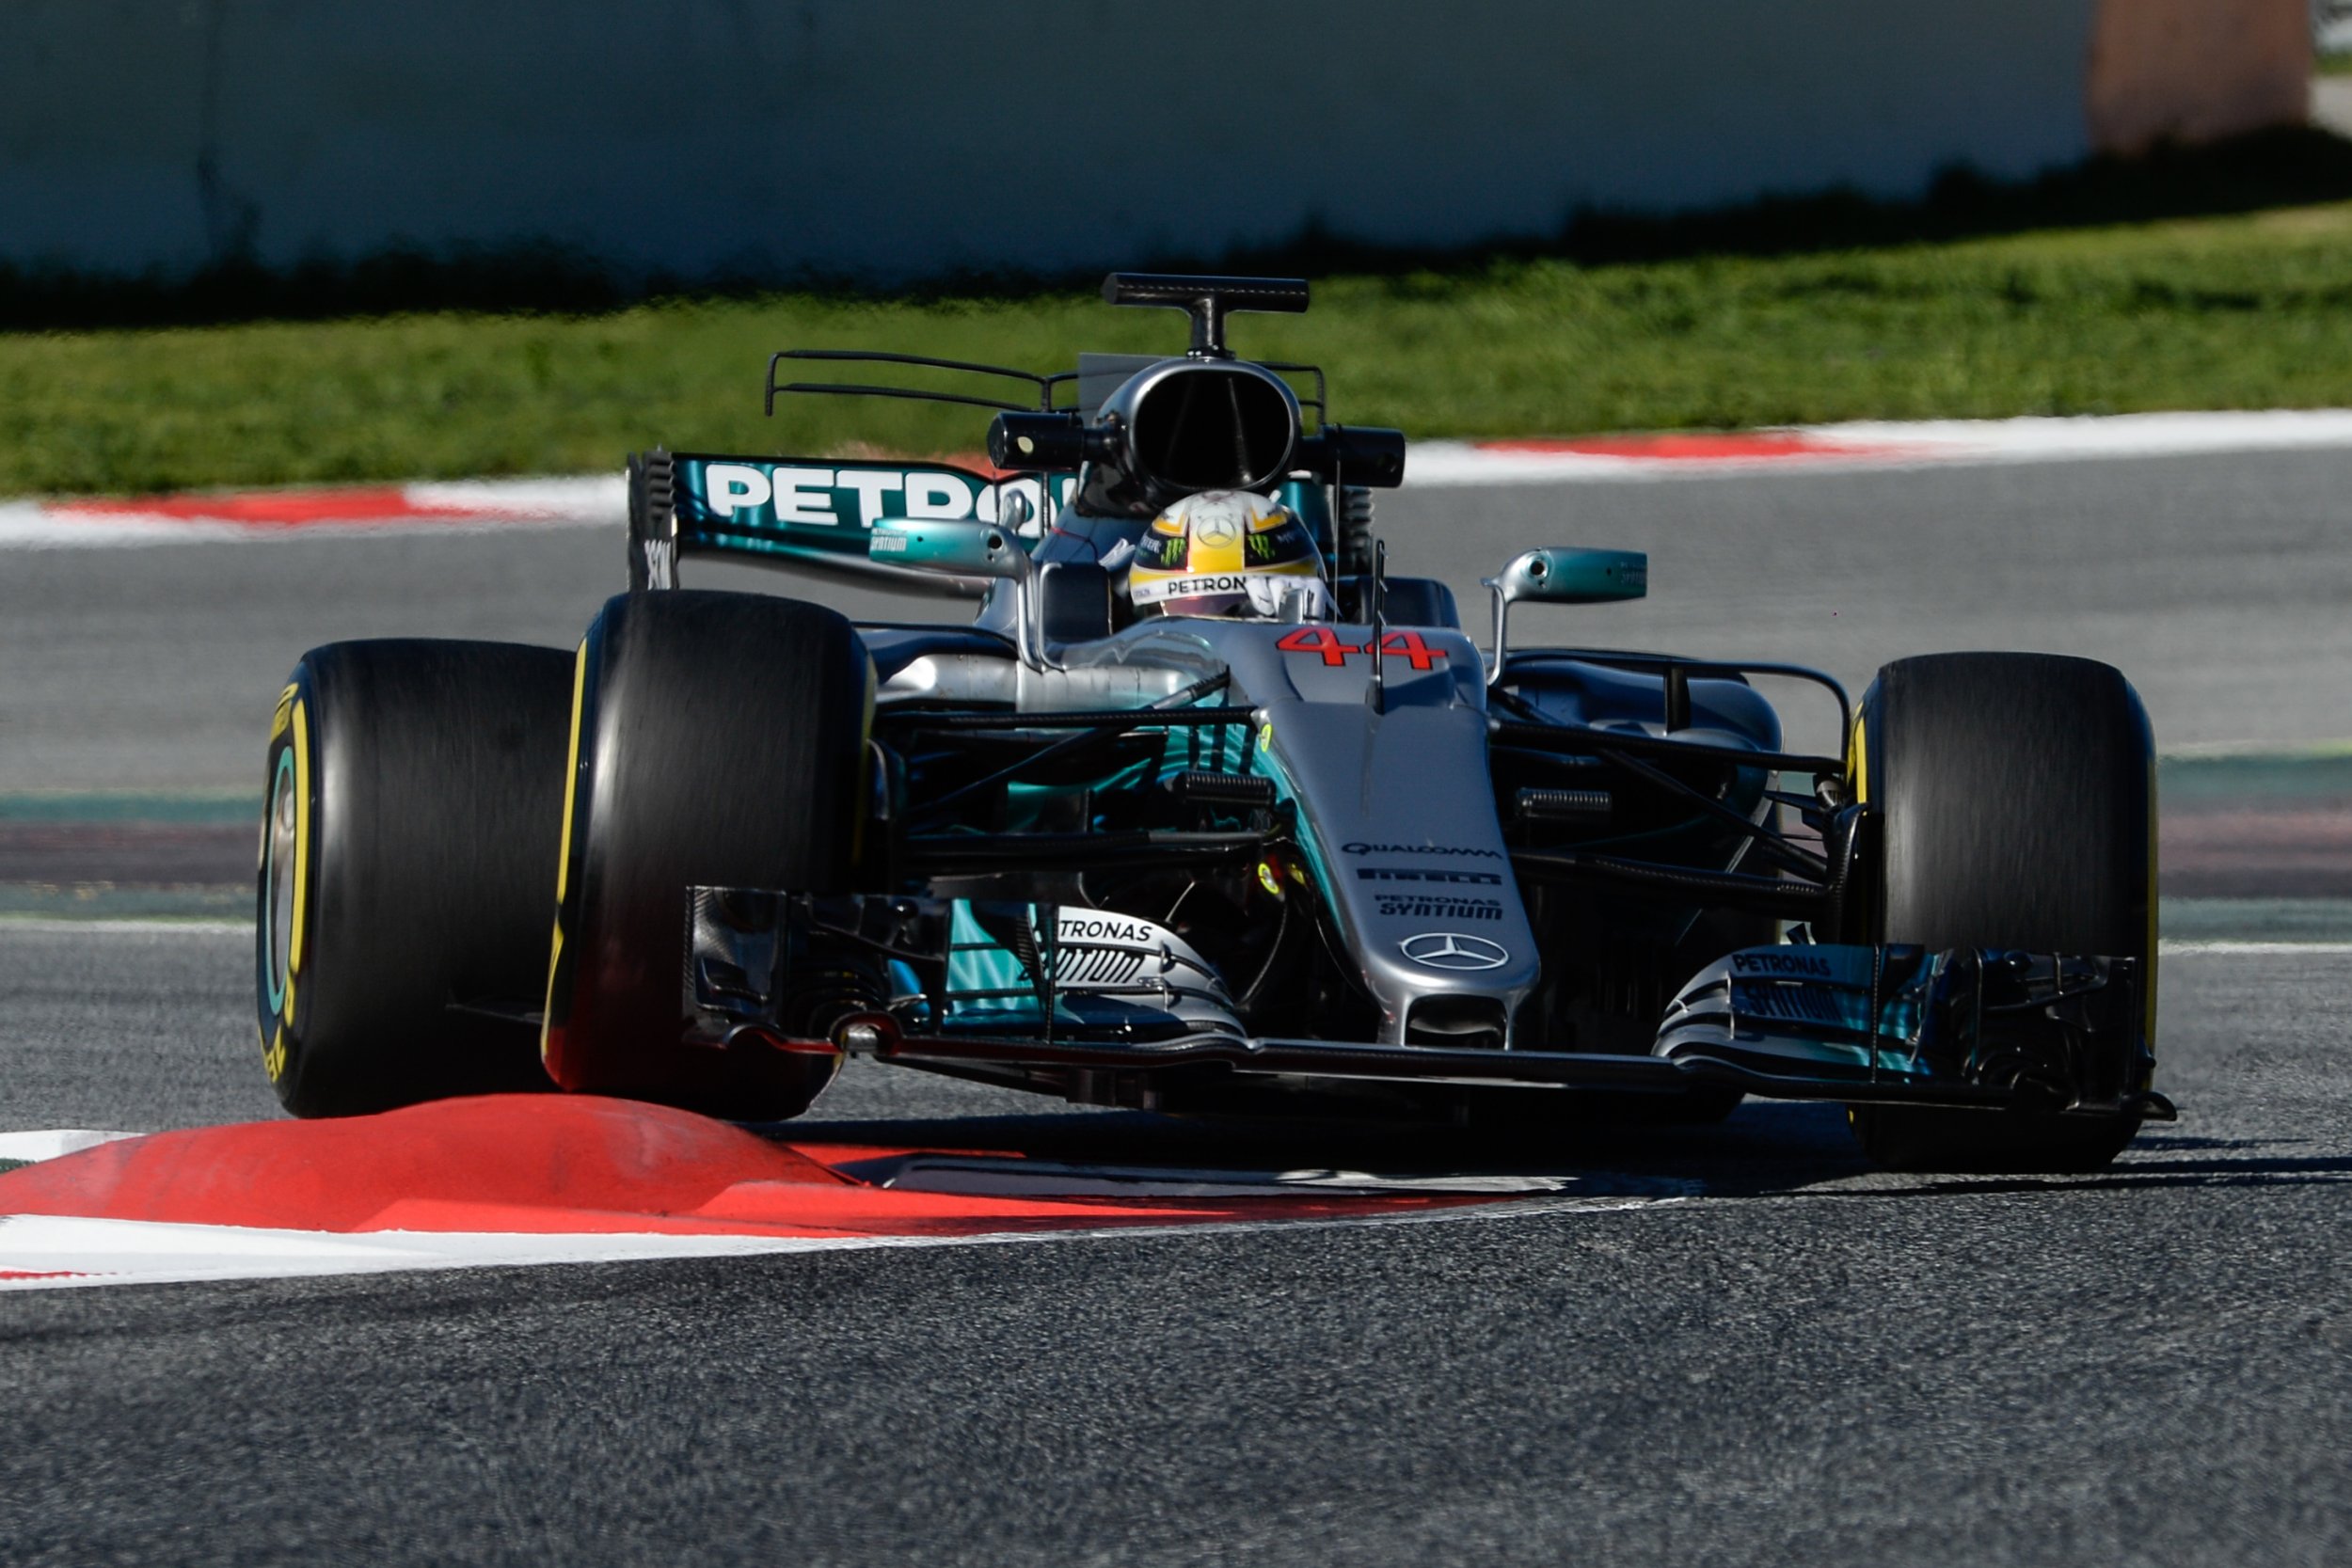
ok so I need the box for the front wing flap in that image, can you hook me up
[1655,943,2161,1116]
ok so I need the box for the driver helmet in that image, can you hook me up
[1128,490,1333,621]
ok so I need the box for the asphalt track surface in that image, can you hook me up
[5,452,2352,1564]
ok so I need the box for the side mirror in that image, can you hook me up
[1491,547,1646,605]
[1481,547,1648,686]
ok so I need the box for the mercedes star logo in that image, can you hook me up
[1399,932,1510,972]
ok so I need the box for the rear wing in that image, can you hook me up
[628,450,1074,595]
[634,325,1333,594]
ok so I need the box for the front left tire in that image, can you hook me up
[539,590,872,1120]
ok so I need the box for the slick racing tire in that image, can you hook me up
[541,591,871,1120]
[1842,652,2155,1173]
[259,641,573,1117]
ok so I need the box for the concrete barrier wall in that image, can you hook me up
[0,0,2305,287]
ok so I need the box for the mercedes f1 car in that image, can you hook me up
[257,274,2171,1171]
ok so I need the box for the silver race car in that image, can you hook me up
[257,274,2169,1171]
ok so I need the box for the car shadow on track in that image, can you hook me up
[1815,1137,2352,1198]
[775,1103,2352,1203]
[776,1098,1878,1198]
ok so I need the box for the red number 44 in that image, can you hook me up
[1276,627,1445,671]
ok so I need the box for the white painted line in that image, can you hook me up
[2160,738,2352,761]
[0,1194,1680,1291]
[1407,409,2352,487]
[0,918,248,936]
[0,474,624,551]
[0,512,609,549]
[402,475,624,518]
[1821,408,2352,461]
[0,507,246,548]
[0,1130,141,1164]
[2159,940,2352,956]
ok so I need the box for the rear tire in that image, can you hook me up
[1843,653,2155,1172]
[258,641,572,1117]
[541,591,871,1119]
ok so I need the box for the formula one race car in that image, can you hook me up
[256,274,2171,1171]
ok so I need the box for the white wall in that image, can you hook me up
[2,1,2106,284]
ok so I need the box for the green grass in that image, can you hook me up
[11,200,2352,496]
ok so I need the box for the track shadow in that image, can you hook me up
[1815,1141,2352,1200]
[781,1102,2352,1204]
[783,1095,1873,1197]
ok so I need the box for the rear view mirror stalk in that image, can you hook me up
[869,515,1051,672]
[1482,546,1649,685]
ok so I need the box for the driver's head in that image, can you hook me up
[1128,490,1331,621]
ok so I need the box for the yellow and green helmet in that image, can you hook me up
[1127,490,1331,620]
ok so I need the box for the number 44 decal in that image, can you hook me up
[1275,627,1447,671]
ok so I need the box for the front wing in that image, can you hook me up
[686,890,2170,1121]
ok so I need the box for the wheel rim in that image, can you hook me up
[264,747,298,1015]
